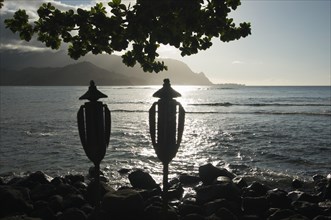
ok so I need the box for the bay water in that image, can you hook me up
[0,85,330,189]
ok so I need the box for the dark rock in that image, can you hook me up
[313,175,326,183]
[48,195,63,213]
[27,171,51,185]
[205,214,222,220]
[144,204,178,220]
[267,188,292,209]
[288,190,305,202]
[58,207,87,220]
[214,207,238,220]
[179,174,201,186]
[203,198,241,216]
[181,213,205,220]
[80,204,93,215]
[128,170,158,189]
[30,206,55,220]
[268,209,298,220]
[30,184,56,201]
[73,181,88,194]
[168,182,184,201]
[86,180,115,206]
[313,216,331,220]
[50,176,65,186]
[63,194,86,209]
[64,174,84,184]
[101,188,144,215]
[292,179,304,189]
[244,181,269,197]
[178,203,204,216]
[297,192,321,203]
[118,168,131,174]
[199,163,235,185]
[196,182,241,204]
[0,185,33,217]
[0,215,42,220]
[292,200,323,219]
[242,196,269,215]
[56,183,80,196]
[232,177,248,189]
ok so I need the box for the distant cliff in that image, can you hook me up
[0,50,213,86]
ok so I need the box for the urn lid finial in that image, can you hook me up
[153,79,181,99]
[79,80,107,101]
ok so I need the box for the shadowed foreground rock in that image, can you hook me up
[0,165,330,220]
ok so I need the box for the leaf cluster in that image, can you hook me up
[4,0,251,73]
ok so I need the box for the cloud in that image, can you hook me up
[0,0,80,53]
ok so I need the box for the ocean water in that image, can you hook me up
[0,85,330,189]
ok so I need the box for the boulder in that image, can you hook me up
[101,188,144,216]
[58,207,87,220]
[0,186,33,217]
[179,174,201,186]
[198,163,235,185]
[30,184,57,201]
[178,203,204,216]
[86,180,115,206]
[214,207,238,220]
[267,188,292,209]
[128,170,158,189]
[242,196,269,216]
[196,182,241,205]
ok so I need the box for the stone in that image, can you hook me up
[242,196,269,215]
[86,180,115,206]
[128,170,158,189]
[63,194,86,209]
[48,195,64,213]
[292,179,304,189]
[196,182,241,205]
[58,208,87,220]
[246,181,269,196]
[118,168,131,174]
[292,200,323,219]
[198,163,235,185]
[101,188,144,216]
[144,204,179,220]
[168,182,184,201]
[0,186,33,217]
[179,174,201,186]
[232,177,248,189]
[267,188,291,209]
[27,171,52,185]
[30,184,57,201]
[64,174,84,184]
[178,203,204,216]
[56,183,80,196]
[268,209,298,220]
[203,199,241,216]
[30,206,55,220]
[181,213,205,220]
[214,207,238,220]
[0,215,42,220]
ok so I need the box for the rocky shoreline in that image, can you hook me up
[1,163,330,220]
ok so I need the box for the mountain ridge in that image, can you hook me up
[0,50,213,86]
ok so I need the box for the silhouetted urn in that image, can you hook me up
[77,80,111,207]
[149,79,185,210]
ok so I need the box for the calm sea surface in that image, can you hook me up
[0,85,330,188]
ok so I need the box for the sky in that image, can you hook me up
[0,0,330,85]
